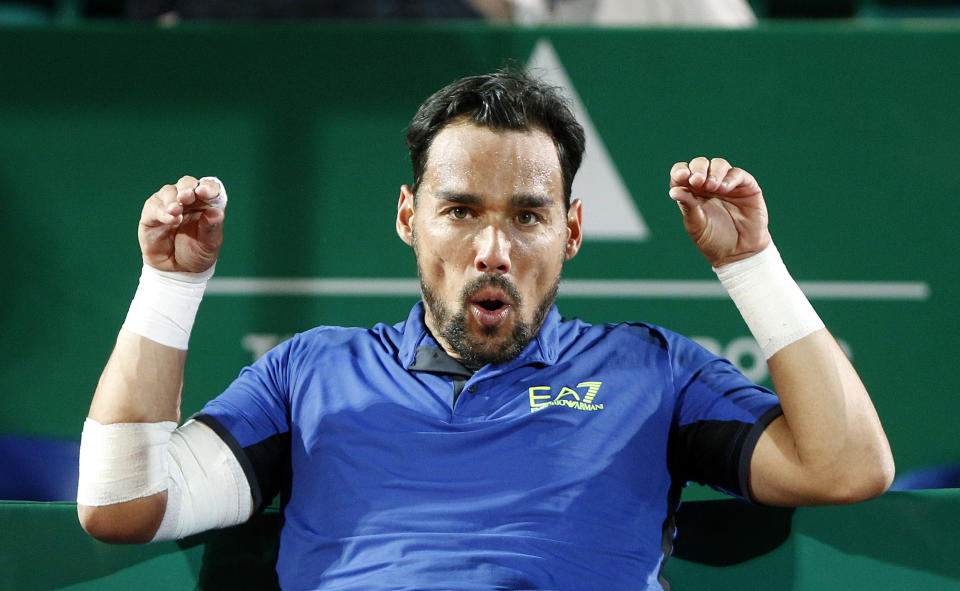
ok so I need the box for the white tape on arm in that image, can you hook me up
[714,242,825,359]
[151,419,254,541]
[77,417,253,540]
[121,176,227,350]
[122,264,213,350]
[77,418,176,506]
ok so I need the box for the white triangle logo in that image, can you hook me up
[527,39,649,241]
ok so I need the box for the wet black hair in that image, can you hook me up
[405,69,585,207]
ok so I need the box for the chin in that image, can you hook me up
[476,322,511,338]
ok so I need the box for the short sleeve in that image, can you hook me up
[666,336,782,501]
[192,335,296,512]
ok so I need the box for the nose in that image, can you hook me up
[474,224,511,274]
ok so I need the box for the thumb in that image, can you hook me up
[669,186,706,230]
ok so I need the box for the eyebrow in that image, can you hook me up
[434,190,554,209]
[435,191,482,205]
[511,193,553,209]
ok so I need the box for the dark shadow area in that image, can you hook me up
[673,498,795,566]
[178,510,282,590]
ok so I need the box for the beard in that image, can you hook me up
[419,270,560,369]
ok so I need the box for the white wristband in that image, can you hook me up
[122,264,214,350]
[714,242,824,359]
[77,418,176,506]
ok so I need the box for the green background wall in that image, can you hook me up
[1,22,957,485]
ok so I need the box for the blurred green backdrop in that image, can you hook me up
[0,22,956,488]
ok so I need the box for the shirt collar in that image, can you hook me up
[409,345,473,377]
[398,301,562,370]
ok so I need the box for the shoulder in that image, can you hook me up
[285,321,403,356]
[248,321,404,373]
[562,316,711,357]
[556,317,724,382]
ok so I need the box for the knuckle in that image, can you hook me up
[149,187,171,204]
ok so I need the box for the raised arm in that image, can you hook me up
[78,176,227,542]
[669,157,895,506]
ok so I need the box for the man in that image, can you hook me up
[78,71,894,590]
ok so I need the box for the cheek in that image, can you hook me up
[423,229,458,264]
[515,234,566,291]
[520,227,567,269]
[416,226,467,283]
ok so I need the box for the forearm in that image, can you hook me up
[88,256,214,423]
[768,332,857,462]
[89,329,186,424]
[760,330,894,503]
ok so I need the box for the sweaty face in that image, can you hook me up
[397,119,582,367]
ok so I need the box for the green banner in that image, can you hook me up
[0,22,956,481]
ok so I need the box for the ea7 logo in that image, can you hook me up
[528,381,604,413]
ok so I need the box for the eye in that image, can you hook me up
[445,206,470,220]
[516,211,541,226]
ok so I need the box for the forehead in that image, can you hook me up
[421,120,562,201]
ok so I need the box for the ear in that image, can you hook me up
[564,198,583,260]
[396,184,416,247]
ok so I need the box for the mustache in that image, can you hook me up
[461,274,522,305]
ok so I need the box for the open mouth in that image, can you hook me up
[468,289,513,328]
[476,299,506,312]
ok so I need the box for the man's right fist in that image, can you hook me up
[138,175,227,274]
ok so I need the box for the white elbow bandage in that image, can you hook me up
[121,176,227,350]
[151,419,253,541]
[714,242,825,359]
[77,418,176,506]
[77,417,253,541]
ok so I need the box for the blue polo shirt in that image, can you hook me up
[196,302,781,591]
